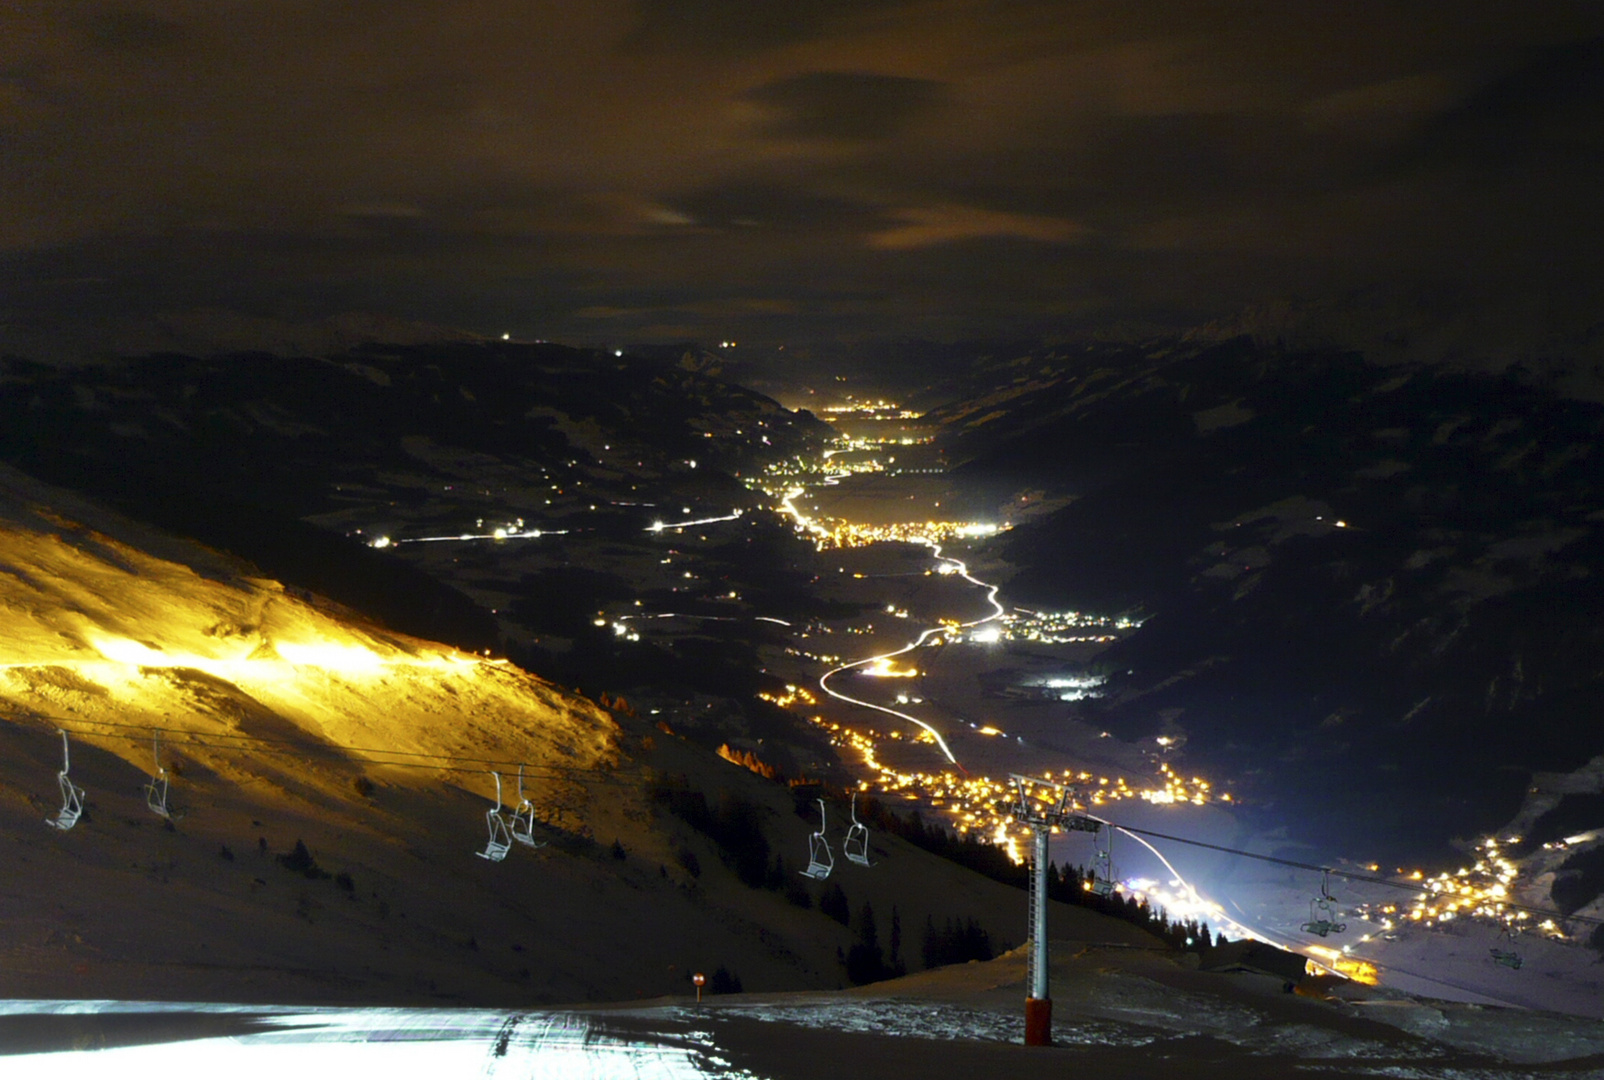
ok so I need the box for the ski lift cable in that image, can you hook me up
[1091,819,1604,928]
[20,714,621,773]
[20,720,1599,927]
[25,721,643,790]
[57,726,635,781]
[28,717,638,785]
[44,714,626,771]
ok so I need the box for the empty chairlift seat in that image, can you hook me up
[144,730,183,822]
[1301,872,1346,937]
[800,798,834,880]
[510,764,547,849]
[843,793,872,868]
[45,729,86,832]
[478,771,514,862]
[1090,825,1118,896]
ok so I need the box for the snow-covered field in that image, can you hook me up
[6,941,1604,1079]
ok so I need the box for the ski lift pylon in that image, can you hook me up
[45,729,86,832]
[477,771,514,862]
[799,797,834,880]
[843,792,872,867]
[143,730,183,822]
[509,764,547,849]
[1300,870,1346,937]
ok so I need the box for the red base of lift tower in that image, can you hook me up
[1024,996,1052,1046]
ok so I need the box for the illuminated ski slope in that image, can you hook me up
[0,479,617,798]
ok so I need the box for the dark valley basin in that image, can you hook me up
[913,339,1604,866]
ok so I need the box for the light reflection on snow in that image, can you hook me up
[0,1002,757,1080]
[666,997,1145,1049]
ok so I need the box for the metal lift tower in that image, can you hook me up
[1008,774,1099,1046]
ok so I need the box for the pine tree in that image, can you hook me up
[819,882,850,926]
[889,904,903,973]
[845,900,887,985]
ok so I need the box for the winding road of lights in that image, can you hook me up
[369,509,744,550]
[816,539,1002,767]
[757,420,1311,966]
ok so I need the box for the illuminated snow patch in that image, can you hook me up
[1039,674,1106,700]
[0,1004,758,1079]
[273,640,389,672]
[690,999,1144,1048]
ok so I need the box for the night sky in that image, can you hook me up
[4,2,1603,358]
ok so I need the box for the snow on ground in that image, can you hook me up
[6,940,1604,1079]
[0,462,617,812]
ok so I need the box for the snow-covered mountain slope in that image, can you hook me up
[0,460,615,782]
[0,464,1078,1005]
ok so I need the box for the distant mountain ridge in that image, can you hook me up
[0,309,487,366]
[924,338,1604,874]
[0,340,824,652]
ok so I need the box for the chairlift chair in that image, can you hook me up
[1300,871,1346,937]
[143,731,183,822]
[843,793,872,867]
[1489,918,1523,969]
[799,798,834,880]
[477,771,514,862]
[509,764,547,849]
[1489,948,1523,970]
[45,729,86,831]
[1090,825,1117,897]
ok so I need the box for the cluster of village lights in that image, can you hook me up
[1352,835,1570,940]
[757,400,1596,954]
[931,608,1139,647]
[771,698,1223,865]
[793,518,1006,551]
[840,435,934,448]
[753,407,1222,861]
[818,401,921,420]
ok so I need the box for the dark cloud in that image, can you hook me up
[1399,36,1604,170]
[73,6,186,52]
[674,184,878,232]
[626,0,910,52]
[743,71,947,142]
[4,1,1604,358]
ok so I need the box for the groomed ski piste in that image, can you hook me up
[6,939,1604,1079]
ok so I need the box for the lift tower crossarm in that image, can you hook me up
[1007,774,1098,1047]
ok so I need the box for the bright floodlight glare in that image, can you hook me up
[0,1005,746,1078]
[273,640,387,673]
